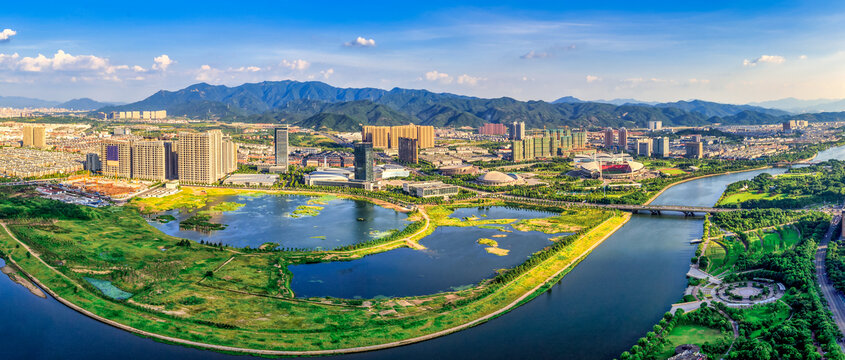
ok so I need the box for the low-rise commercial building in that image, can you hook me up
[403,181,460,198]
[223,174,279,187]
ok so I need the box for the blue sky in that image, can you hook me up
[2,1,845,104]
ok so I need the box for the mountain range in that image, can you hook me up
[102,80,837,131]
[0,96,118,110]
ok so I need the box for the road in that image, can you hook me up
[815,213,845,351]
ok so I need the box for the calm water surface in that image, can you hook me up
[148,194,409,250]
[290,207,562,298]
[1,146,841,360]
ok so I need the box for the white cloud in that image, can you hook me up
[0,50,110,72]
[281,59,310,71]
[688,78,710,84]
[586,75,601,83]
[231,66,261,72]
[344,36,376,47]
[195,64,220,82]
[424,70,452,84]
[457,74,482,86]
[152,54,173,71]
[799,55,808,60]
[742,55,785,67]
[132,65,146,72]
[320,68,334,79]
[0,28,16,41]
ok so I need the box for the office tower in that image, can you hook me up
[508,121,526,141]
[131,141,167,181]
[618,127,628,150]
[163,141,178,180]
[479,123,508,135]
[222,140,238,173]
[636,139,653,157]
[178,130,223,184]
[84,153,101,173]
[398,137,419,164]
[648,121,662,131]
[685,141,703,159]
[604,127,614,149]
[654,137,670,157]
[354,142,374,182]
[274,126,289,171]
[691,134,702,143]
[100,140,133,178]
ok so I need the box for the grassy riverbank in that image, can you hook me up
[0,189,627,354]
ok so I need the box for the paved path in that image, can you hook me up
[814,214,845,351]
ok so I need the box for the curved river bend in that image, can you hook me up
[0,159,813,359]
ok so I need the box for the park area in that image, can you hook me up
[0,185,626,354]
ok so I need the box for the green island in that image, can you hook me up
[0,185,628,354]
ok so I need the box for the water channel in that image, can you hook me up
[0,152,825,359]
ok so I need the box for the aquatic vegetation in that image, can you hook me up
[477,238,498,247]
[84,277,133,300]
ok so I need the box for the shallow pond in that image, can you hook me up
[148,194,409,250]
[289,206,563,298]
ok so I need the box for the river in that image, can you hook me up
[1,151,830,359]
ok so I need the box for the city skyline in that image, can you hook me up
[3,1,845,104]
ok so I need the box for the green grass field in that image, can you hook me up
[717,191,788,206]
[658,168,687,176]
[655,324,727,359]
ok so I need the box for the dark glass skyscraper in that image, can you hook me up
[354,142,374,182]
[274,125,289,172]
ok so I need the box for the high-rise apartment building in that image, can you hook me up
[508,121,526,141]
[100,140,133,178]
[618,127,628,150]
[636,139,652,157]
[685,141,703,159]
[572,130,587,149]
[648,121,663,131]
[604,127,615,149]
[398,137,419,164]
[163,141,178,180]
[654,137,670,157]
[222,140,238,174]
[361,124,434,149]
[178,130,224,184]
[479,123,508,136]
[131,141,167,181]
[274,126,289,171]
[85,153,101,173]
[22,125,47,148]
[354,142,374,182]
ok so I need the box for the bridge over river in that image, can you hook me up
[492,194,738,216]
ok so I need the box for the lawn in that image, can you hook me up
[658,168,687,176]
[718,191,788,206]
[655,324,727,359]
